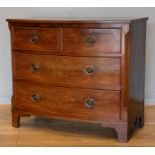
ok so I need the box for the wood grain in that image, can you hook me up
[12,27,59,52]
[7,18,148,142]
[127,20,147,134]
[14,52,120,90]
[13,82,120,122]
[0,104,154,146]
[63,28,121,55]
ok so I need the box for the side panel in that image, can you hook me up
[128,19,147,134]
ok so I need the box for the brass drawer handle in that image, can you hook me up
[85,36,96,46]
[29,35,39,44]
[84,66,95,75]
[30,63,39,72]
[84,98,95,108]
[31,94,40,103]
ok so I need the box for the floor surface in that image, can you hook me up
[0,104,155,146]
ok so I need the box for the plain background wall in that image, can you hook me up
[0,7,154,104]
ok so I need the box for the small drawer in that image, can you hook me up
[14,52,120,90]
[14,82,120,121]
[63,28,121,56]
[12,27,59,52]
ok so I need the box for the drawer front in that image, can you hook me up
[63,28,121,56]
[12,27,59,52]
[14,52,120,90]
[14,82,120,121]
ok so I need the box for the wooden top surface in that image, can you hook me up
[6,17,148,24]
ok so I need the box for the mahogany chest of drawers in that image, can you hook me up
[7,17,148,142]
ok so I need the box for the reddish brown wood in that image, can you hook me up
[7,17,148,142]
[7,17,148,28]
[12,108,31,128]
[119,24,130,122]
[127,19,147,134]
[14,82,120,121]
[12,27,59,52]
[115,124,128,142]
[63,28,121,55]
[14,52,120,90]
[12,108,20,128]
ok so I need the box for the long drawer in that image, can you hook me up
[14,82,120,121]
[14,52,121,90]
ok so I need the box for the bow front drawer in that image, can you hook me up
[14,82,120,121]
[12,27,59,52]
[14,52,120,90]
[63,28,121,56]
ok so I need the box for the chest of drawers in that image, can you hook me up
[7,17,148,142]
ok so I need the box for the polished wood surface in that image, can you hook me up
[7,18,148,142]
[14,82,120,121]
[63,28,121,55]
[0,104,154,146]
[14,52,120,90]
[6,17,149,24]
[13,27,59,52]
[127,20,147,134]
